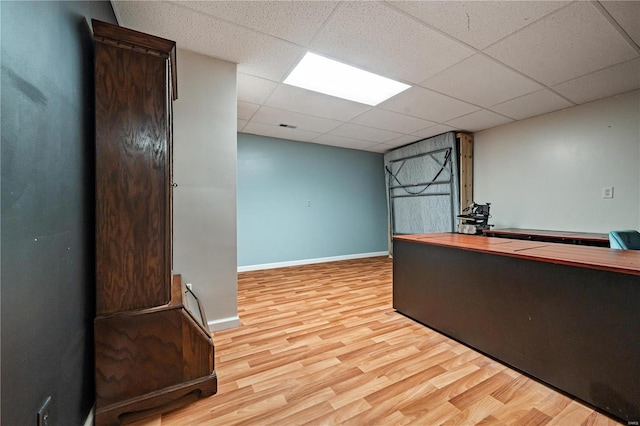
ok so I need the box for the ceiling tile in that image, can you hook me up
[310,1,474,84]
[489,89,573,120]
[484,2,638,86]
[114,0,639,152]
[264,84,371,121]
[363,144,394,153]
[379,86,480,123]
[329,123,403,143]
[389,1,570,50]
[113,1,303,81]
[445,109,513,132]
[422,54,542,107]
[238,101,259,120]
[599,1,640,47]
[177,1,338,45]
[242,122,321,143]
[411,124,459,139]
[251,106,343,133]
[552,58,640,104]
[313,134,379,151]
[351,109,436,134]
[237,74,279,105]
[384,135,421,148]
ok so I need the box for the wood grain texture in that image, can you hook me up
[92,20,177,100]
[94,22,215,423]
[95,40,171,315]
[124,257,621,426]
[95,309,183,406]
[95,276,216,424]
[457,132,474,213]
[395,233,640,275]
[95,308,214,406]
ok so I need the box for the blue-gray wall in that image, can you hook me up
[1,1,117,423]
[238,133,388,267]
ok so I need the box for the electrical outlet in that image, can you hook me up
[37,396,51,426]
[186,282,192,290]
[602,187,614,199]
[306,200,311,207]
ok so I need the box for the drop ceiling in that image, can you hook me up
[111,1,640,153]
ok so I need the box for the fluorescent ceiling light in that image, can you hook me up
[284,52,410,106]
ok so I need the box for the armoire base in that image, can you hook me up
[95,374,217,426]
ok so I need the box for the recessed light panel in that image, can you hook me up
[284,52,410,106]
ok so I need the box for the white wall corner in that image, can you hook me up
[208,316,241,332]
[173,49,238,327]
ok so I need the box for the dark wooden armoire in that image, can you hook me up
[92,20,217,425]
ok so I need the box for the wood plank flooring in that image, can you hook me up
[126,257,621,426]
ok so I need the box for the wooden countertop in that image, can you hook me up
[394,233,640,276]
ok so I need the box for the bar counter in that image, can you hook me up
[393,233,640,423]
[394,233,639,275]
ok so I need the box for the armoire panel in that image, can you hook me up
[95,42,170,315]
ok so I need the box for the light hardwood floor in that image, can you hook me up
[127,256,621,425]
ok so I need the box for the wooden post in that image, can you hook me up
[457,132,474,213]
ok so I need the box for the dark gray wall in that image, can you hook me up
[1,2,117,424]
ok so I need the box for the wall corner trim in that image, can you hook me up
[83,406,95,426]
[237,251,390,273]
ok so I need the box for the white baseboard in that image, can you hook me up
[208,315,240,332]
[84,406,94,426]
[237,251,389,273]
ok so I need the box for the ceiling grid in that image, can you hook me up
[112,0,640,153]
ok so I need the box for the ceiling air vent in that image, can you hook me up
[279,123,297,129]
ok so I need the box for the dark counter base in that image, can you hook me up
[483,228,610,247]
[393,239,640,423]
